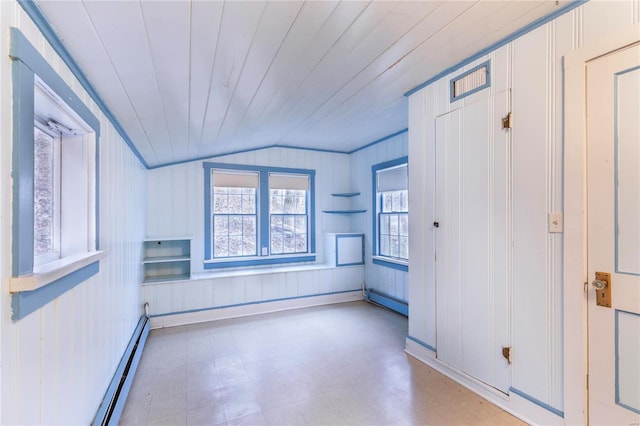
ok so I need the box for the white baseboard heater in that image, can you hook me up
[92,315,150,426]
[366,288,408,316]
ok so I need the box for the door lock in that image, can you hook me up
[592,272,612,308]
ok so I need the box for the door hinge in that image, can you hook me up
[502,346,512,364]
[502,112,512,129]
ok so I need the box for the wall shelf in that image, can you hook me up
[331,192,361,197]
[143,238,191,284]
[322,210,367,214]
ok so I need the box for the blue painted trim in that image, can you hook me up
[335,234,365,267]
[149,289,362,318]
[613,66,640,277]
[259,170,270,256]
[92,316,150,426]
[15,2,148,168]
[449,60,491,102]
[11,261,99,321]
[149,129,410,170]
[404,0,588,97]
[371,156,409,256]
[11,59,35,277]
[367,289,408,316]
[205,255,317,269]
[348,129,409,154]
[373,258,408,272]
[203,162,316,265]
[152,144,348,170]
[406,335,436,352]
[10,27,101,276]
[509,387,564,418]
[615,309,640,414]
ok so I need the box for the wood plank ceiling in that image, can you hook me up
[35,0,568,168]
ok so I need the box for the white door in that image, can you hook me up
[586,43,640,425]
[435,90,511,393]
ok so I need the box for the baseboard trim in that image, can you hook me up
[404,337,565,426]
[149,290,363,329]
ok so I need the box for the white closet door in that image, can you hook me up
[435,90,511,393]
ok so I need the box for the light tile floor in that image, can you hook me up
[120,301,527,426]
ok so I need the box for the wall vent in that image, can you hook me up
[450,61,490,102]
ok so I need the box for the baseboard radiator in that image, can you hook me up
[366,288,408,316]
[92,315,150,426]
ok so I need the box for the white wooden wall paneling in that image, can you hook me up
[0,4,146,423]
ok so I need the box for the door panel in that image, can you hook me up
[435,91,511,393]
[586,43,640,425]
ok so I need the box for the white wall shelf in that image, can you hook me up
[143,238,191,283]
[331,192,361,197]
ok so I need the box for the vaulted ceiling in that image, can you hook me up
[35,0,569,168]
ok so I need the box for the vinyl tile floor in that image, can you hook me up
[120,301,527,426]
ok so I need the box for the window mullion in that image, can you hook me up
[259,170,270,256]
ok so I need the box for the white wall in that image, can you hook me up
[407,0,640,422]
[145,147,367,317]
[349,132,409,301]
[0,2,146,424]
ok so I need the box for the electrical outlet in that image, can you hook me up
[261,247,269,256]
[549,212,563,233]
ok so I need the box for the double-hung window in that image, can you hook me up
[372,157,408,271]
[204,162,315,268]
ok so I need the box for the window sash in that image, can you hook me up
[269,213,308,255]
[378,212,409,260]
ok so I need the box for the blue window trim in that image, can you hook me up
[9,28,101,318]
[371,157,409,272]
[203,162,316,269]
[449,60,491,103]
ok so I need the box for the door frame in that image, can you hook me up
[563,24,640,426]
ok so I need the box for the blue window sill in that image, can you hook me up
[372,256,408,272]
[204,254,316,269]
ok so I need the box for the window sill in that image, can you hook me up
[11,251,107,292]
[204,253,316,270]
[372,256,409,272]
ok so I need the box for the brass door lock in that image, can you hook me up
[592,272,612,308]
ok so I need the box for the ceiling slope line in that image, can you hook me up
[404,0,588,97]
[16,0,150,169]
[147,127,408,170]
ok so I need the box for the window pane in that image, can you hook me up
[382,193,393,212]
[283,233,295,253]
[243,216,256,235]
[242,194,255,214]
[390,235,399,258]
[400,190,409,212]
[214,235,228,257]
[34,127,55,256]
[229,216,243,236]
[228,194,242,214]
[295,234,307,253]
[392,192,402,212]
[389,215,399,234]
[283,216,295,233]
[270,193,283,214]
[271,231,283,255]
[400,236,409,259]
[228,236,243,257]
[399,214,409,236]
[214,216,228,234]
[295,216,307,233]
[244,236,256,256]
[380,215,390,234]
[214,192,228,214]
[380,235,390,257]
